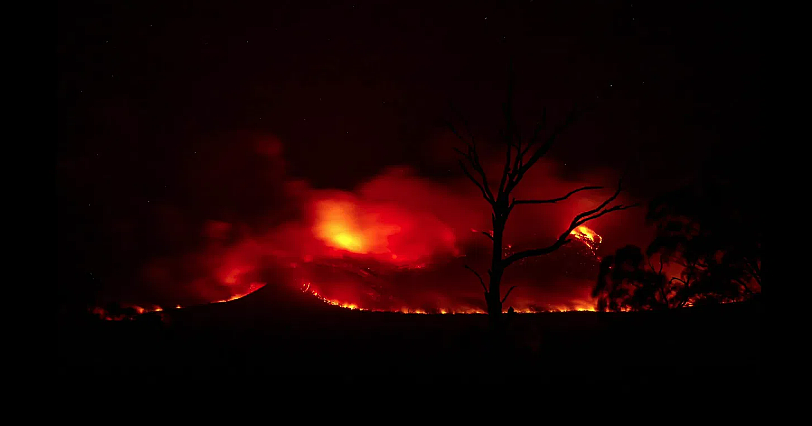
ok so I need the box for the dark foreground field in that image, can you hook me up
[58,285,761,392]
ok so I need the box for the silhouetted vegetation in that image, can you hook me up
[594,166,761,311]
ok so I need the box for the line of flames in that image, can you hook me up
[213,282,267,303]
[90,225,603,320]
[90,304,174,321]
[90,278,595,321]
[88,284,268,321]
[300,282,593,314]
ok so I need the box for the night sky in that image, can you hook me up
[58,0,760,308]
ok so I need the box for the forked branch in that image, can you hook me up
[502,179,638,267]
[505,107,582,193]
[512,186,603,206]
[452,141,496,205]
[456,157,493,205]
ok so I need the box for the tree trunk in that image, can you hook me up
[487,270,503,327]
[488,216,507,328]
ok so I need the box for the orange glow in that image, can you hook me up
[299,281,592,314]
[97,225,602,318]
[90,288,595,320]
[570,225,602,254]
[213,282,266,303]
[307,287,369,311]
[313,199,386,254]
[118,169,615,317]
[89,304,166,321]
[310,195,459,265]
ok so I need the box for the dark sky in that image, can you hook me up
[57,0,760,306]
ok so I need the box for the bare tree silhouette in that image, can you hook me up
[449,76,637,328]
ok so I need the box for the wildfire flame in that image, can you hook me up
[90,283,267,321]
[213,282,267,303]
[299,282,592,313]
[311,196,459,265]
[90,304,165,321]
[569,225,602,254]
[313,198,399,255]
[295,224,604,314]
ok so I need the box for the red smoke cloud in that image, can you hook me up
[122,134,647,313]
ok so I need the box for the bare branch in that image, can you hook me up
[511,141,523,183]
[522,107,547,157]
[498,138,513,196]
[481,231,494,241]
[507,107,581,193]
[456,158,494,205]
[449,103,477,148]
[498,78,517,196]
[453,142,496,205]
[648,255,664,275]
[464,265,488,293]
[502,239,573,267]
[505,109,580,193]
[573,203,639,227]
[569,179,625,226]
[446,121,473,149]
[659,287,669,307]
[501,286,517,304]
[502,180,638,267]
[468,153,496,203]
[461,119,475,147]
[512,186,603,206]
